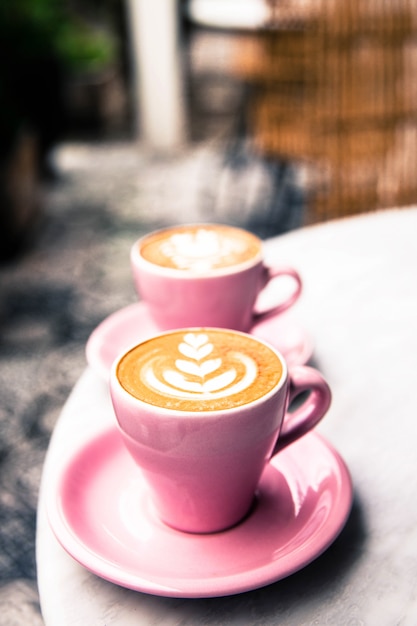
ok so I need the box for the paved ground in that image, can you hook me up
[0,137,304,623]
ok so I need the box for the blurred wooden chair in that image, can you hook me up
[233,0,417,223]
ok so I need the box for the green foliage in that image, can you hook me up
[55,19,117,73]
[0,1,118,152]
[0,1,117,71]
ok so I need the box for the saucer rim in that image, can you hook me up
[85,301,314,381]
[46,427,353,598]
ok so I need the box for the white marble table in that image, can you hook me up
[37,207,417,625]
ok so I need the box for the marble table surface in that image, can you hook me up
[37,207,417,625]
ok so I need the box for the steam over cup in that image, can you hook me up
[130,224,302,332]
[110,328,331,534]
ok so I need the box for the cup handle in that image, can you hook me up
[272,366,332,455]
[252,266,302,324]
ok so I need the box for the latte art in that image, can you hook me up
[117,329,283,411]
[159,231,248,272]
[139,225,261,273]
[144,333,257,400]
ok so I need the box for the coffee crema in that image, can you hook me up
[117,329,283,411]
[139,225,261,273]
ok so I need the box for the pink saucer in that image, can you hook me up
[47,427,352,598]
[86,302,314,381]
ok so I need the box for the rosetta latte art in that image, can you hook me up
[117,328,283,410]
[139,224,262,272]
[143,333,257,400]
[159,230,248,272]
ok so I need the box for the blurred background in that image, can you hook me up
[3,0,416,261]
[1,1,417,623]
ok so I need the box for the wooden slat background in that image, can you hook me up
[233,0,417,222]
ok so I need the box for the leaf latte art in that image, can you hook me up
[139,224,261,272]
[144,333,257,399]
[117,330,283,411]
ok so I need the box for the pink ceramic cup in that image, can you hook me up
[130,224,302,332]
[110,328,331,534]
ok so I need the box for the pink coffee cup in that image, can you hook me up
[130,224,302,332]
[110,328,331,534]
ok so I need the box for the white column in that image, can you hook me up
[126,0,187,151]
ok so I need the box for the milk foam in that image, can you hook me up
[142,333,257,400]
[117,329,283,411]
[139,225,261,273]
[159,230,249,272]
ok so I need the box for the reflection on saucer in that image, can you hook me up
[47,427,352,598]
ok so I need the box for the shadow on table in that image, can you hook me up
[194,493,364,613]
[119,492,366,623]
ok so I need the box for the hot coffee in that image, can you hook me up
[138,224,262,273]
[116,329,283,412]
[131,223,302,334]
[111,328,331,532]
